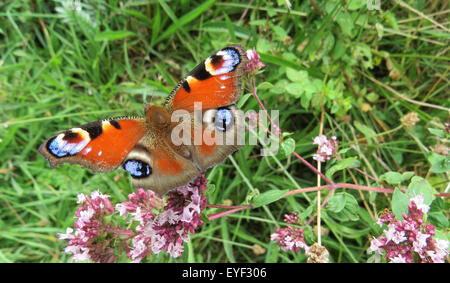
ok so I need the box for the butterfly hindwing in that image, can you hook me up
[170,105,245,171]
[191,105,244,170]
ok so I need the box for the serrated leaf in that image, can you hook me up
[251,189,289,208]
[392,188,410,219]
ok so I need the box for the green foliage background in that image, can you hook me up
[0,0,448,262]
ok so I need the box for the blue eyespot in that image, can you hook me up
[215,108,233,132]
[48,137,69,157]
[47,134,88,158]
[123,160,152,178]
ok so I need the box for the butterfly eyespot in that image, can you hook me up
[123,159,152,178]
[47,131,90,158]
[214,107,233,132]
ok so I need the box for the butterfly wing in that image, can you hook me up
[170,105,245,171]
[39,118,146,172]
[192,105,245,170]
[164,44,248,113]
[121,132,200,196]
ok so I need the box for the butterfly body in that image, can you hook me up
[39,45,248,196]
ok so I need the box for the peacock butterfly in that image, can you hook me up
[39,45,249,196]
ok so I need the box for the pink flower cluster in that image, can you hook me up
[271,212,309,254]
[246,50,265,74]
[312,135,338,162]
[57,175,209,262]
[368,194,448,263]
[57,190,127,263]
[118,174,208,262]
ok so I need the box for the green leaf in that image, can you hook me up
[392,188,410,219]
[280,138,295,157]
[427,153,450,173]
[327,192,360,222]
[428,212,449,228]
[257,82,274,90]
[353,43,373,69]
[286,68,308,82]
[272,25,287,40]
[327,193,346,213]
[300,92,312,109]
[384,11,399,30]
[325,157,360,180]
[270,79,289,95]
[406,176,435,206]
[366,92,379,102]
[257,38,273,53]
[332,40,346,60]
[427,128,444,138]
[252,189,289,208]
[299,204,314,222]
[401,172,414,182]
[94,30,136,41]
[237,93,252,108]
[348,0,366,10]
[336,12,354,37]
[285,82,304,97]
[430,198,447,212]
[379,171,403,185]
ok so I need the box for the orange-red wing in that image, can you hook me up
[165,45,248,113]
[39,118,146,172]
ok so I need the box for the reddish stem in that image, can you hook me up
[207,204,251,209]
[353,167,378,182]
[207,205,252,220]
[249,76,336,188]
